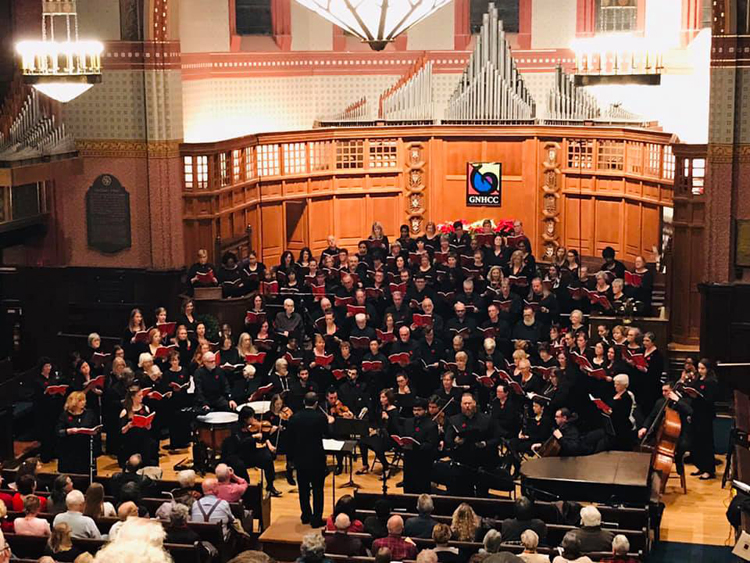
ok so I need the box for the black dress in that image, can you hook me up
[55,408,99,474]
[34,371,67,462]
[119,405,159,467]
[166,366,194,449]
[689,376,717,475]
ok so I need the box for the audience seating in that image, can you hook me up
[1,469,270,530]
[4,532,201,563]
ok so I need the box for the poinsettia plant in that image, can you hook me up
[436,219,515,236]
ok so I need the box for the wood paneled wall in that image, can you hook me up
[180,125,675,269]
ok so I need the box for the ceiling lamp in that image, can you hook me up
[294,0,451,51]
[16,0,103,103]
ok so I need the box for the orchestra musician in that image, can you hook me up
[357,389,398,475]
[194,352,237,412]
[266,394,296,486]
[221,406,283,497]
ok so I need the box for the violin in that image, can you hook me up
[279,406,293,420]
[331,400,353,418]
[248,419,273,434]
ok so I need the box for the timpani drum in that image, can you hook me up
[196,411,238,453]
[237,401,271,415]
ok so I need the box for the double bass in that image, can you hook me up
[640,382,685,494]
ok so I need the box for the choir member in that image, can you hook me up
[600,246,626,281]
[397,397,439,493]
[187,249,217,290]
[607,374,637,451]
[490,383,521,440]
[177,299,198,334]
[641,332,664,414]
[512,307,543,351]
[394,373,415,416]
[164,350,192,450]
[369,221,390,254]
[630,255,654,314]
[433,372,461,417]
[55,391,99,475]
[119,384,159,467]
[420,221,440,253]
[33,358,67,462]
[103,358,131,456]
[122,308,147,364]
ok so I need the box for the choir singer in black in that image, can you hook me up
[397,397,439,493]
[287,392,329,528]
[437,392,512,496]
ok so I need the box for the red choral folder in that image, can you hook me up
[45,384,69,396]
[68,425,103,436]
[132,412,156,429]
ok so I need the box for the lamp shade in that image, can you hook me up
[294,0,451,51]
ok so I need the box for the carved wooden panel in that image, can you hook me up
[563,196,595,256]
[261,202,283,265]
[309,198,333,257]
[285,200,307,253]
[594,198,622,255]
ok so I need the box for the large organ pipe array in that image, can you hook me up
[545,65,600,122]
[379,55,433,122]
[444,2,535,123]
[315,97,374,127]
[0,88,74,161]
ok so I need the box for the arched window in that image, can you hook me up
[596,0,637,33]
[470,0,518,33]
[236,0,272,35]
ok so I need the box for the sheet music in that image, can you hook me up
[323,439,345,451]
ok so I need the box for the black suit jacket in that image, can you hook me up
[287,407,328,472]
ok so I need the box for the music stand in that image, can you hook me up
[332,418,369,488]
[324,439,357,509]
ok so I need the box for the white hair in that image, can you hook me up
[215,464,230,482]
[416,494,434,515]
[612,534,630,555]
[284,298,294,307]
[94,541,172,563]
[521,529,539,551]
[66,490,85,508]
[613,373,630,388]
[300,532,325,557]
[177,470,195,488]
[483,338,496,352]
[243,364,256,378]
[138,353,154,368]
[355,313,366,323]
[416,549,438,563]
[203,352,216,363]
[334,513,351,531]
[112,517,166,547]
[580,505,602,527]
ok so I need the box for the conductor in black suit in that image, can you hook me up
[287,391,330,527]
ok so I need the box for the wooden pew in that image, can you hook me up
[4,533,199,563]
[353,491,650,533]
[323,532,644,562]
[1,469,271,531]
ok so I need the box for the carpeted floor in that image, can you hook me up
[649,541,735,562]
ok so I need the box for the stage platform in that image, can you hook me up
[521,451,652,504]
[259,515,321,561]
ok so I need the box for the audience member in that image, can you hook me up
[552,532,593,563]
[215,463,249,503]
[479,529,503,556]
[49,475,74,515]
[108,501,139,540]
[298,531,330,563]
[74,553,95,563]
[451,503,484,542]
[227,550,276,563]
[372,515,417,561]
[432,523,461,563]
[324,513,364,556]
[44,522,84,562]
[93,519,171,563]
[190,478,234,540]
[0,501,10,534]
[83,483,116,519]
[417,549,439,563]
[518,530,547,563]
[13,495,51,536]
[404,494,438,539]
[363,498,391,539]
[572,506,614,553]
[165,504,200,545]
[500,497,547,543]
[52,490,101,539]
[602,535,637,563]
[11,474,48,512]
[0,528,9,563]
[374,547,392,563]
[325,495,364,533]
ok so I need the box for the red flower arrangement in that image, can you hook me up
[436,219,515,236]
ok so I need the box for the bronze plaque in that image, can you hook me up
[86,174,132,254]
[737,220,750,268]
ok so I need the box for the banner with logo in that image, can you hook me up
[466,162,502,207]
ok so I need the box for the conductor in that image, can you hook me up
[287,392,329,528]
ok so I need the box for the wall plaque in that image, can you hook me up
[86,174,132,253]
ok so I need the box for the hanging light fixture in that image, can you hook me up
[294,0,451,51]
[16,0,103,103]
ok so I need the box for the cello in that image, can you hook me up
[640,381,685,494]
